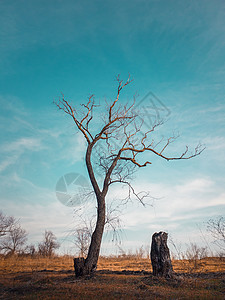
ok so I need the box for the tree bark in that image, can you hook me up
[74,195,105,277]
[150,231,174,278]
[83,197,105,275]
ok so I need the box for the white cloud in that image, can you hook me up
[0,173,76,246]
[203,136,225,151]
[2,137,42,152]
[1,171,223,254]
[175,178,213,194]
[60,132,86,164]
[0,137,43,173]
[0,156,18,173]
[113,176,223,229]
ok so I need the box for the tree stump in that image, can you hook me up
[73,257,97,277]
[74,257,85,277]
[150,231,174,278]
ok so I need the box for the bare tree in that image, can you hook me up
[207,216,225,251]
[0,223,27,255]
[74,227,92,257]
[0,211,15,238]
[38,230,60,257]
[25,244,36,256]
[55,76,204,276]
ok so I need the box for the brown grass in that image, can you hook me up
[0,255,224,299]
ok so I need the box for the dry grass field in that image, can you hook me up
[0,255,224,299]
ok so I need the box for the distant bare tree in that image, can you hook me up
[0,211,15,237]
[38,230,60,257]
[0,223,27,255]
[25,244,36,256]
[185,242,208,260]
[207,216,225,251]
[74,227,92,257]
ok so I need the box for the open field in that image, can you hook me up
[0,256,225,299]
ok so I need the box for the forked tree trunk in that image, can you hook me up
[150,231,174,278]
[74,196,105,277]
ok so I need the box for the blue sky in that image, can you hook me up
[0,0,225,255]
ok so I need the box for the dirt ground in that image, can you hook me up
[0,256,224,299]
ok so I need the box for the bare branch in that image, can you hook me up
[109,179,152,206]
[120,156,152,167]
[109,75,133,122]
[54,96,93,143]
[0,211,15,237]
[121,142,204,162]
[207,217,225,251]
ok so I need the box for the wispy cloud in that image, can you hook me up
[0,157,18,173]
[202,136,225,152]
[0,93,87,173]
[2,137,42,152]
[115,176,223,228]
[0,137,43,173]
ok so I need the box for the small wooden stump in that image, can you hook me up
[74,257,85,277]
[150,231,174,278]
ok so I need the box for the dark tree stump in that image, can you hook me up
[150,231,174,278]
[73,257,97,277]
[74,257,85,277]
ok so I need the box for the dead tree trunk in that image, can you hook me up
[150,231,174,278]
